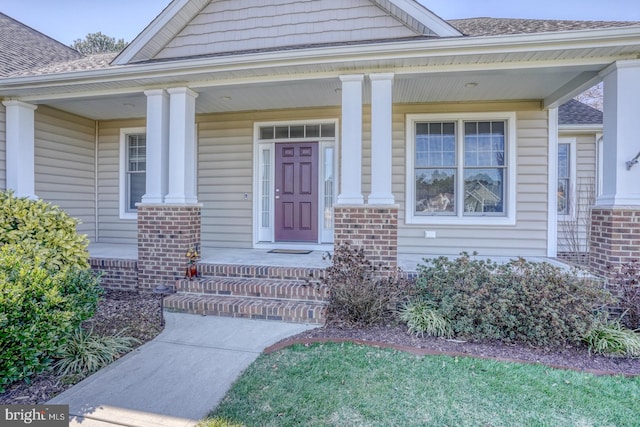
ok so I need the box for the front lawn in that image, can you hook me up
[204,342,639,427]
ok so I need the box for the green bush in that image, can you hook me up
[54,327,139,377]
[0,252,101,391]
[415,254,612,347]
[0,191,89,271]
[400,301,452,338]
[584,320,640,357]
[309,243,413,326]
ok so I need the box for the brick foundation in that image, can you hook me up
[137,204,201,291]
[334,205,398,271]
[590,207,640,277]
[90,258,138,291]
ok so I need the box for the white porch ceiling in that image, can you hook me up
[39,64,603,120]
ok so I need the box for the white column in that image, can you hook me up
[337,75,364,205]
[597,59,640,207]
[547,107,559,258]
[142,89,170,204]
[165,87,198,204]
[368,73,395,205]
[2,100,37,199]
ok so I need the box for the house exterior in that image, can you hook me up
[1,0,640,289]
[556,99,603,264]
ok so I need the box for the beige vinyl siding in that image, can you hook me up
[197,107,339,248]
[96,119,145,244]
[34,106,96,240]
[0,103,5,190]
[558,133,597,253]
[396,102,549,257]
[156,0,420,60]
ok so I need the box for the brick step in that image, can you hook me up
[195,263,325,282]
[163,293,326,324]
[176,277,328,302]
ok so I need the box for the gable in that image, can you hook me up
[115,0,460,64]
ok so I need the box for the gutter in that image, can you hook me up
[1,25,639,94]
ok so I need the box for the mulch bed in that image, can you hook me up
[272,324,640,377]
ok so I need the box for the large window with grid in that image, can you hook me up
[407,113,516,225]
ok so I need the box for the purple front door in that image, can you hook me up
[275,142,319,242]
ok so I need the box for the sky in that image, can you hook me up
[0,0,639,46]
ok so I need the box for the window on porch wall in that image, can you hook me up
[406,112,516,225]
[125,133,146,212]
[557,143,571,215]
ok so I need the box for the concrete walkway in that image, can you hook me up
[48,313,316,426]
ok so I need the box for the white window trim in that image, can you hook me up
[405,112,517,226]
[119,127,146,220]
[558,137,577,221]
[252,119,339,247]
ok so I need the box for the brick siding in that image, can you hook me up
[590,207,640,277]
[137,204,201,291]
[90,258,138,291]
[334,205,398,271]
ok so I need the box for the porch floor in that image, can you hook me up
[88,243,570,272]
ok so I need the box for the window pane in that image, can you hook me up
[260,126,274,140]
[464,121,505,166]
[558,179,569,214]
[323,146,335,229]
[275,126,289,138]
[558,144,569,178]
[261,149,271,227]
[463,168,504,214]
[306,125,320,137]
[129,173,146,211]
[415,122,456,167]
[290,126,305,138]
[415,169,455,214]
[321,124,335,138]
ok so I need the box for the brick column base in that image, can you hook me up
[137,204,201,291]
[590,207,640,277]
[334,205,398,271]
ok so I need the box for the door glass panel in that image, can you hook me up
[323,146,335,229]
[261,148,270,227]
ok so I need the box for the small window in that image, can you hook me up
[119,128,146,219]
[557,141,574,216]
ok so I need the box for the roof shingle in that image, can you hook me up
[448,17,639,37]
[559,99,603,125]
[0,12,82,77]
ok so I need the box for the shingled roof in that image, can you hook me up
[448,17,639,37]
[0,12,82,77]
[559,99,603,125]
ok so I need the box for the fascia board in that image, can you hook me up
[388,0,462,37]
[559,124,603,134]
[2,25,640,94]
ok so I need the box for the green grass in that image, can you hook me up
[203,342,640,427]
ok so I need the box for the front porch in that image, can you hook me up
[89,243,569,275]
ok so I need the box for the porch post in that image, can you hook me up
[368,73,395,205]
[2,100,37,199]
[337,75,364,205]
[165,87,198,204]
[142,89,170,203]
[334,75,397,272]
[590,59,640,276]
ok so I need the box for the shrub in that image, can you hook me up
[584,320,640,357]
[0,191,89,271]
[310,243,413,327]
[54,327,139,377]
[609,261,640,330]
[415,253,612,347]
[0,249,102,392]
[400,301,452,338]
